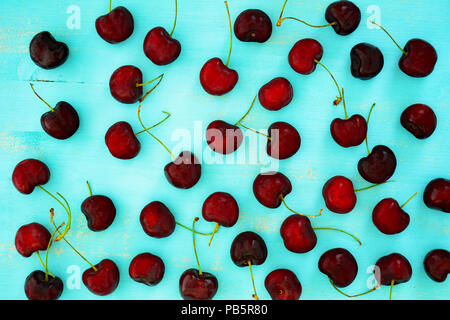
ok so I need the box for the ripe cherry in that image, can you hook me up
[234,9,272,43]
[140,201,176,238]
[83,259,120,296]
[267,122,301,159]
[423,178,450,213]
[24,270,63,300]
[12,159,50,194]
[164,151,201,189]
[358,145,397,184]
[258,77,293,111]
[375,253,412,299]
[424,249,449,282]
[81,181,116,231]
[401,104,437,139]
[318,248,358,287]
[29,31,69,69]
[264,269,302,300]
[129,253,165,286]
[95,2,134,44]
[206,120,243,154]
[105,121,141,159]
[331,115,367,148]
[322,176,356,214]
[350,43,384,80]
[15,223,51,258]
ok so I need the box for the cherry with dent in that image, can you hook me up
[95,0,134,44]
[375,253,412,300]
[350,43,384,80]
[15,222,51,258]
[424,249,449,282]
[81,181,116,231]
[29,31,69,69]
[401,104,437,139]
[234,9,272,43]
[267,121,301,160]
[264,269,302,300]
[318,248,358,288]
[129,253,165,286]
[258,77,293,111]
[423,178,450,213]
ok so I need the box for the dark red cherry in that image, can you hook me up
[358,145,397,184]
[29,31,69,69]
[40,102,79,140]
[129,252,165,286]
[325,1,361,36]
[140,201,175,238]
[15,223,51,257]
[400,104,437,139]
[372,198,410,235]
[318,248,358,287]
[144,27,181,65]
[179,268,218,300]
[164,151,201,189]
[267,122,301,159]
[280,215,316,253]
[82,259,120,296]
[322,176,356,214]
[375,253,412,286]
[206,120,243,154]
[234,9,272,43]
[12,159,50,194]
[24,270,63,300]
[253,172,292,208]
[202,192,239,227]
[399,39,437,78]
[423,178,450,213]
[330,115,367,148]
[109,65,143,104]
[105,121,141,160]
[200,58,238,96]
[230,231,267,266]
[258,77,293,111]
[264,269,302,300]
[81,195,116,231]
[95,6,134,44]
[288,39,323,75]
[424,249,449,282]
[350,43,384,79]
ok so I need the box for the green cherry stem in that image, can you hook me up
[44,222,65,281]
[354,180,395,192]
[135,110,171,135]
[365,103,377,155]
[235,95,272,140]
[370,21,407,56]
[313,227,362,246]
[175,221,215,236]
[30,83,54,112]
[400,192,418,208]
[313,59,343,106]
[208,223,220,247]
[224,1,232,67]
[280,194,323,218]
[137,74,165,103]
[169,0,178,37]
[108,0,112,13]
[329,277,380,298]
[248,260,259,300]
[389,279,395,300]
[86,181,93,197]
[276,0,336,28]
[192,217,202,275]
[36,251,55,278]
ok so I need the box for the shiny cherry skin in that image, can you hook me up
[264,269,302,300]
[280,215,316,253]
[253,171,292,208]
[330,115,367,148]
[29,31,69,69]
[12,159,50,194]
[400,104,437,139]
[164,151,201,189]
[202,192,239,227]
[350,43,384,80]
[82,259,120,296]
[140,201,175,238]
[200,58,238,96]
[15,223,51,257]
[325,1,361,36]
[25,270,63,300]
[424,249,449,282]
[258,77,293,111]
[129,252,165,286]
[318,248,358,287]
[399,39,437,78]
[358,145,397,184]
[233,9,272,43]
[372,198,410,235]
[81,195,116,231]
[423,178,450,213]
[105,121,141,160]
[95,6,134,44]
[267,122,301,160]
[375,253,412,286]
[143,27,181,65]
[41,102,79,140]
[179,269,218,300]
[288,39,323,75]
[206,120,243,154]
[230,231,268,267]
[322,176,356,214]
[109,65,143,104]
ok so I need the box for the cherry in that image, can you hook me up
[206,120,243,154]
[280,215,316,253]
[82,259,120,296]
[258,77,293,111]
[180,218,218,300]
[129,252,165,286]
[81,181,116,231]
[264,269,302,300]
[288,39,323,75]
[143,0,181,65]
[331,114,367,148]
[322,176,356,214]
[95,2,134,44]
[24,270,63,300]
[164,151,201,189]
[358,145,397,184]
[230,231,267,300]
[29,31,69,69]
[423,178,450,213]
[267,122,301,159]
[234,9,272,43]
[15,223,51,257]
[350,43,384,80]
[424,249,449,282]
[12,159,50,194]
[375,253,412,299]
[401,104,437,139]
[319,248,358,287]
[140,201,176,238]
[105,121,141,159]
[200,2,238,95]
[325,1,361,35]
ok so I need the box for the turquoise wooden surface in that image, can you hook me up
[0,0,448,300]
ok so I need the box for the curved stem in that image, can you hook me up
[169,0,178,37]
[208,223,220,247]
[135,111,171,135]
[329,277,380,298]
[314,60,343,106]
[354,180,394,192]
[192,217,202,275]
[248,260,259,300]
[313,227,361,246]
[401,192,418,208]
[44,222,64,281]
[235,95,257,125]
[276,0,336,28]
[36,251,54,278]
[86,181,93,197]
[365,103,376,155]
[237,122,271,140]
[389,279,395,300]
[136,73,164,87]
[175,221,214,236]
[138,74,165,103]
[280,194,323,218]
[224,1,232,67]
[30,83,53,112]
[370,21,407,55]
[108,0,112,12]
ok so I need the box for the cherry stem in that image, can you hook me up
[401,192,418,208]
[248,260,259,300]
[30,83,54,112]
[313,227,362,246]
[341,88,348,119]
[208,223,220,247]
[137,105,176,161]
[108,0,112,12]
[314,59,343,106]
[44,222,64,282]
[364,103,376,155]
[370,21,407,56]
[138,74,165,103]
[235,96,272,140]
[276,0,336,28]
[36,251,54,278]
[169,0,178,37]
[175,221,215,236]
[86,181,93,197]
[389,279,395,300]
[354,180,395,192]
[280,194,323,218]
[329,277,380,298]
[136,73,164,87]
[135,110,171,135]
[192,217,202,275]
[224,1,232,67]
